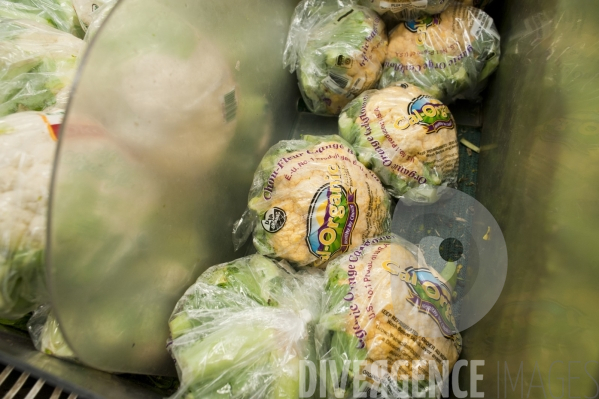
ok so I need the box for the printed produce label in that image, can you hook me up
[306,172,359,261]
[395,95,455,134]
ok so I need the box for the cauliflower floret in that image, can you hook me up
[291,5,388,115]
[339,83,458,203]
[0,111,61,319]
[246,135,391,268]
[380,4,500,102]
[318,235,462,398]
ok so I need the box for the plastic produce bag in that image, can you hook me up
[234,135,392,268]
[167,254,323,399]
[338,83,458,203]
[0,18,83,116]
[453,0,493,8]
[72,0,115,31]
[283,0,388,115]
[0,0,84,38]
[316,234,462,398]
[379,4,500,103]
[81,0,117,42]
[28,304,76,359]
[359,0,450,22]
[0,111,62,319]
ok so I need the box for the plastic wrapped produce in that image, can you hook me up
[234,135,392,268]
[73,0,116,31]
[359,0,450,22]
[338,83,458,203]
[452,0,493,8]
[167,254,323,399]
[284,0,388,115]
[0,19,83,116]
[0,111,62,319]
[317,234,462,398]
[28,304,76,359]
[379,4,500,103]
[81,0,117,42]
[0,0,84,38]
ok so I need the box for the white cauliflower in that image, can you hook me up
[339,83,458,203]
[379,4,500,102]
[318,234,462,398]
[0,18,83,116]
[242,135,391,268]
[284,1,388,115]
[0,111,62,319]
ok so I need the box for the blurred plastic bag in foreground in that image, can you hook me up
[0,19,83,116]
[0,111,62,319]
[359,0,450,21]
[167,255,324,399]
[380,4,500,103]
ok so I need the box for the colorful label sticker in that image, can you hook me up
[40,114,62,142]
[394,95,455,134]
[305,165,359,263]
[261,207,286,233]
[401,266,457,337]
[405,14,441,45]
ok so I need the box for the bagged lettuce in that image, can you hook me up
[0,0,84,38]
[234,135,392,268]
[316,234,462,398]
[359,0,450,21]
[0,111,62,319]
[379,4,500,103]
[167,255,323,399]
[0,18,83,116]
[284,0,388,115]
[338,83,458,203]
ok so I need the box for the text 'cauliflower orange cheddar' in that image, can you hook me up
[339,83,459,203]
[239,135,392,268]
[317,234,462,398]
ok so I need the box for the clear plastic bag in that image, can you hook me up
[0,18,83,116]
[452,0,493,8]
[0,0,84,38]
[72,0,115,31]
[81,0,117,42]
[316,234,462,398]
[167,254,324,399]
[283,0,388,115]
[379,3,500,103]
[0,111,62,319]
[359,0,450,21]
[27,304,76,359]
[233,135,392,268]
[338,83,458,204]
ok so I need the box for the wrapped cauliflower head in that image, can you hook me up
[236,135,391,268]
[0,111,62,319]
[167,255,323,399]
[339,83,458,203]
[380,4,500,102]
[0,19,83,116]
[283,0,388,115]
[359,0,450,21]
[317,234,462,398]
